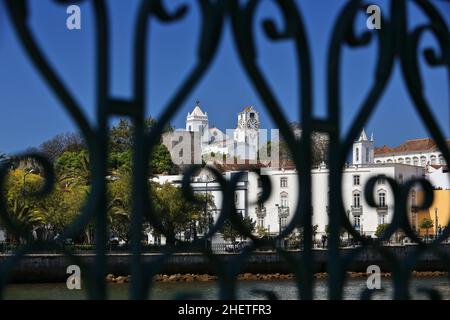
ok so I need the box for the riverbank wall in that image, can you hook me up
[1,245,449,283]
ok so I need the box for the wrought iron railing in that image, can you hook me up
[351,205,364,215]
[0,0,449,300]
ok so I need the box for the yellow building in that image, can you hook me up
[416,190,450,238]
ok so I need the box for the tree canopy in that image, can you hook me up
[220,214,256,243]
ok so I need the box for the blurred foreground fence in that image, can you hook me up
[0,0,449,299]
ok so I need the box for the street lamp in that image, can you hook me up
[204,179,209,234]
[435,208,438,239]
[22,168,36,199]
[23,168,36,187]
[275,204,280,236]
[347,209,351,246]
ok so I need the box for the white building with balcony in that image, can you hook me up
[153,130,447,244]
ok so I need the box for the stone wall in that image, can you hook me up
[0,245,448,283]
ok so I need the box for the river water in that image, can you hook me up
[3,277,450,300]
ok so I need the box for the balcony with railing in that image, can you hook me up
[376,205,388,214]
[255,206,267,218]
[277,206,290,219]
[351,205,363,216]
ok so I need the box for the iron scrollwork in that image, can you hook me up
[0,0,448,300]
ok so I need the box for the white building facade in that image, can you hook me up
[152,162,424,244]
[374,138,449,167]
[155,129,445,245]
[426,165,450,190]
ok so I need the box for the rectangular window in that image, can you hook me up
[378,192,386,206]
[258,217,264,229]
[280,217,288,229]
[353,193,361,207]
[353,175,360,186]
[280,177,288,188]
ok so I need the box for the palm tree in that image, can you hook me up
[419,218,434,242]
[7,198,45,243]
[107,197,130,244]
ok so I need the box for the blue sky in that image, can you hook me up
[0,0,449,154]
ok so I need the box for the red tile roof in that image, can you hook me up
[375,138,450,155]
[211,160,267,172]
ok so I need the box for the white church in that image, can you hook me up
[163,102,262,165]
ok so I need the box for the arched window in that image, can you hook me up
[398,158,404,164]
[413,157,419,166]
[378,191,386,207]
[387,159,393,163]
[420,156,427,167]
[430,155,437,165]
[353,191,361,207]
[376,160,382,164]
[405,157,411,165]
[439,155,445,165]
[280,192,288,207]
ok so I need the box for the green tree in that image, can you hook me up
[152,182,214,245]
[55,150,90,186]
[107,169,132,243]
[375,223,389,239]
[109,118,173,154]
[39,132,85,162]
[419,218,434,241]
[5,199,45,243]
[36,184,88,241]
[108,118,175,174]
[289,225,319,247]
[3,169,45,243]
[150,144,173,175]
[109,150,132,172]
[220,214,256,243]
